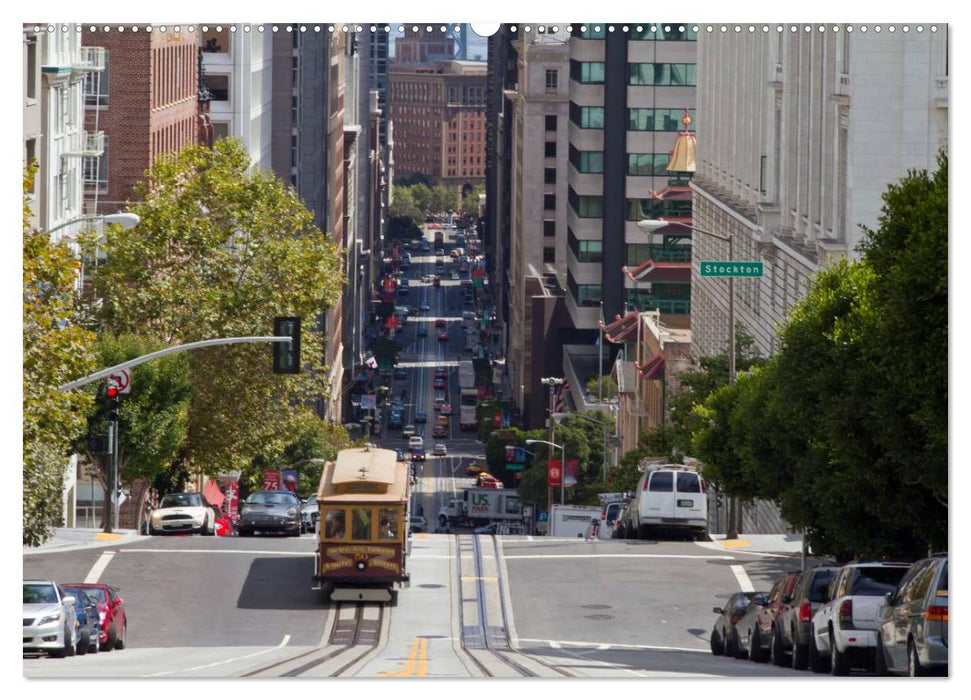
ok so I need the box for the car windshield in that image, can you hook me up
[78,587,108,604]
[851,567,908,596]
[24,583,58,604]
[938,561,947,591]
[247,492,299,506]
[159,493,203,508]
[61,587,87,603]
[809,570,835,602]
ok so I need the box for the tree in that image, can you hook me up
[23,165,97,545]
[461,184,485,218]
[585,375,618,400]
[76,333,192,525]
[81,139,344,475]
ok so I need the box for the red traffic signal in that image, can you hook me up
[106,385,119,399]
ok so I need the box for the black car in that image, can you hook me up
[776,566,839,670]
[711,592,753,657]
[237,491,302,537]
[61,586,101,655]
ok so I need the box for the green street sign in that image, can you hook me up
[506,463,525,472]
[700,261,764,278]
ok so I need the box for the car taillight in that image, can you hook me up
[839,599,854,628]
[798,602,812,622]
[925,605,948,622]
[730,613,742,625]
[701,479,708,492]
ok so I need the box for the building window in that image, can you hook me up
[570,60,605,84]
[544,141,556,157]
[569,102,604,129]
[545,115,557,132]
[212,121,229,140]
[202,29,231,53]
[569,145,604,174]
[544,194,556,211]
[544,220,556,237]
[626,197,692,221]
[628,108,696,132]
[204,74,230,101]
[545,69,558,92]
[544,167,556,184]
[630,24,698,41]
[569,228,603,263]
[26,37,37,100]
[83,135,108,194]
[83,57,109,107]
[627,153,672,177]
[543,246,556,263]
[568,186,604,218]
[628,63,697,86]
[568,270,602,307]
[25,138,37,192]
[573,25,607,39]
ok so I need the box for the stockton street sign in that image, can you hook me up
[700,261,764,278]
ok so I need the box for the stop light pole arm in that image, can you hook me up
[57,336,293,392]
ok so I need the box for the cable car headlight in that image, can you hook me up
[356,560,367,571]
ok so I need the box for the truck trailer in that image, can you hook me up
[438,487,522,529]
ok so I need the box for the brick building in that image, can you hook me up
[82,29,204,215]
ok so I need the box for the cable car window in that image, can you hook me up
[351,508,372,540]
[323,509,346,539]
[379,508,399,540]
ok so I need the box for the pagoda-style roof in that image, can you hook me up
[636,354,666,380]
[598,311,640,344]
[622,258,692,282]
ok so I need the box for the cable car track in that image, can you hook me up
[243,602,385,677]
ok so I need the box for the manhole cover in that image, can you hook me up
[581,604,611,610]
[584,614,614,621]
[419,584,445,589]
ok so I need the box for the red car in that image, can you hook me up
[60,582,128,651]
[440,403,453,416]
[434,367,448,379]
[433,377,447,390]
[432,425,448,438]
[751,572,802,662]
[438,331,449,342]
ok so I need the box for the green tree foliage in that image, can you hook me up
[82,139,344,474]
[23,165,97,545]
[690,152,947,558]
[79,334,192,507]
[461,184,485,218]
[387,187,424,240]
[585,375,618,400]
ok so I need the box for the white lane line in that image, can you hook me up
[730,564,755,592]
[518,638,710,654]
[502,553,734,560]
[145,636,291,677]
[120,549,315,556]
[84,551,116,583]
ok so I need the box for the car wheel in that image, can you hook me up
[201,516,214,536]
[771,625,786,666]
[907,639,925,677]
[710,629,723,656]
[65,624,76,657]
[113,623,126,650]
[791,628,809,671]
[104,622,117,651]
[808,631,828,673]
[76,630,88,655]
[89,632,99,654]
[148,524,161,536]
[874,633,889,676]
[829,631,850,676]
[749,627,767,663]
[732,628,746,659]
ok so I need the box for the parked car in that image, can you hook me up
[417,325,428,337]
[599,501,626,541]
[450,271,460,281]
[237,490,302,537]
[433,377,447,390]
[731,591,771,659]
[60,586,101,655]
[776,566,839,670]
[435,318,447,328]
[408,436,424,450]
[60,582,128,652]
[811,561,911,675]
[433,443,448,456]
[402,424,416,438]
[300,496,319,533]
[466,462,484,475]
[409,515,428,533]
[440,403,453,416]
[23,581,78,658]
[438,331,449,342]
[419,302,431,311]
[875,553,948,676]
[432,425,448,438]
[752,572,802,664]
[434,367,448,379]
[148,492,217,536]
[710,592,753,657]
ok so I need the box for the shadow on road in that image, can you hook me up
[236,556,322,611]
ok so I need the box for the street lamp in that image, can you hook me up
[637,218,740,538]
[525,439,566,506]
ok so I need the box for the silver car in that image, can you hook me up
[237,491,302,537]
[23,581,78,658]
[301,496,319,534]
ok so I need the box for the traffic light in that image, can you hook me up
[273,316,301,374]
[106,383,120,422]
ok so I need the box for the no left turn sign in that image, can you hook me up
[108,369,132,394]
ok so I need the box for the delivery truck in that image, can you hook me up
[438,487,522,529]
[550,504,603,539]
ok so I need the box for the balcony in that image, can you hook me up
[73,47,106,75]
[63,131,105,158]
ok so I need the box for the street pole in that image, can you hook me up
[560,444,566,506]
[726,233,741,539]
[105,420,115,533]
[113,415,121,531]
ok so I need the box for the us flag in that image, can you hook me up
[554,380,570,412]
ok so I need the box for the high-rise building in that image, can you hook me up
[692,25,949,359]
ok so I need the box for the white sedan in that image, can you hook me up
[433,443,448,456]
[149,492,217,536]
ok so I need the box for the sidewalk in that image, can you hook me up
[23,528,145,555]
[705,533,805,556]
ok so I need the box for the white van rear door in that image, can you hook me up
[645,471,675,521]
[674,471,705,521]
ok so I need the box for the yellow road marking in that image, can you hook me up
[378,636,428,677]
[413,533,428,540]
[718,540,751,548]
[93,533,124,541]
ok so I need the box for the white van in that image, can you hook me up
[408,436,424,450]
[628,464,708,540]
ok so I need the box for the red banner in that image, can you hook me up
[493,410,502,428]
[219,478,240,519]
[262,471,281,491]
[547,459,562,488]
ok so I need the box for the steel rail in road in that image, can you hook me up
[242,602,385,678]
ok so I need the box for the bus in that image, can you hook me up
[314,446,411,603]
